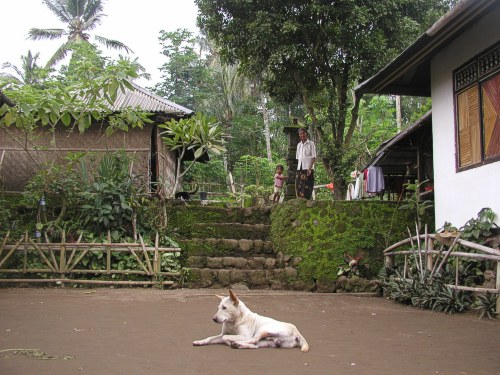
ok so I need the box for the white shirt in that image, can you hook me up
[296,139,316,170]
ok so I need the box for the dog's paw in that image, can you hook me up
[230,342,240,349]
[192,340,204,346]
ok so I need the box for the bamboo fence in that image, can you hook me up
[384,232,500,313]
[0,230,181,287]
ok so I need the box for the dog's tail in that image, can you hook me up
[295,330,309,352]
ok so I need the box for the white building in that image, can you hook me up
[356,0,500,228]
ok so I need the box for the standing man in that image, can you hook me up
[296,127,316,199]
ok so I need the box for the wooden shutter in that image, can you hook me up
[482,74,500,160]
[457,86,481,167]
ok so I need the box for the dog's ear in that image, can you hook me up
[216,294,225,300]
[228,289,239,306]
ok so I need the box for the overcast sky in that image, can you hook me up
[0,0,199,87]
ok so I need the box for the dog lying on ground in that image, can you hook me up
[192,289,309,352]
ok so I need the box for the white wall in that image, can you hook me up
[431,7,500,228]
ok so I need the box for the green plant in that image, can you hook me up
[431,286,472,314]
[79,151,139,234]
[473,292,498,320]
[460,208,499,244]
[158,113,226,198]
[398,179,434,230]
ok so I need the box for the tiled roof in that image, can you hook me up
[111,82,193,116]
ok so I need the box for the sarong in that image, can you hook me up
[295,170,314,199]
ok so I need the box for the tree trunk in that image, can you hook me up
[260,92,272,162]
[396,95,402,133]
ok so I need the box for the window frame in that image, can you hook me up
[453,41,500,172]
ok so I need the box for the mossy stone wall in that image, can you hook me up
[269,200,434,284]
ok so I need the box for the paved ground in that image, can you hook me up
[0,288,499,375]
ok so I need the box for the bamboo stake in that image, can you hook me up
[44,232,59,272]
[427,237,434,271]
[23,232,28,273]
[106,231,111,274]
[407,227,421,273]
[0,237,23,268]
[431,234,461,278]
[0,231,10,260]
[154,232,159,274]
[415,223,423,275]
[496,261,500,314]
[64,232,83,272]
[430,242,445,276]
[139,235,153,275]
[59,230,66,275]
[28,239,57,273]
[403,254,408,279]
[126,246,150,275]
[66,247,91,272]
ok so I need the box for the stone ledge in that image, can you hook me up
[187,267,311,291]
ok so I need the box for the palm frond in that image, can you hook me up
[45,42,71,68]
[83,0,105,23]
[94,35,133,53]
[28,28,65,41]
[42,0,73,23]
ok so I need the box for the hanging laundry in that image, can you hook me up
[353,173,363,199]
[366,166,385,194]
[346,183,355,200]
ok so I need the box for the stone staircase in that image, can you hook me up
[179,206,304,290]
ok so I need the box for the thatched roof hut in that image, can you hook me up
[0,83,194,193]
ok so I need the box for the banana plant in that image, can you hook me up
[159,113,226,198]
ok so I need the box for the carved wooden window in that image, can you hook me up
[454,42,500,170]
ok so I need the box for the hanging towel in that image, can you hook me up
[346,183,355,200]
[366,166,385,193]
[353,174,363,199]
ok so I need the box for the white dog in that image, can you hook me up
[193,290,309,352]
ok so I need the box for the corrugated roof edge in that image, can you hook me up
[111,82,194,115]
[363,110,432,169]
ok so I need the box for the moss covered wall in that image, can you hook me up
[167,200,434,287]
[269,200,434,283]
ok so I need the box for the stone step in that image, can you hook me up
[188,267,311,290]
[170,205,272,227]
[180,238,274,256]
[187,255,302,270]
[190,223,270,240]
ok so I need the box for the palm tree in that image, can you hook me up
[1,50,43,85]
[28,0,132,67]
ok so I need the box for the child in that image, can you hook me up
[273,164,287,203]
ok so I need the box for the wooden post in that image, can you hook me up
[385,254,393,268]
[0,231,9,260]
[496,260,500,314]
[23,231,28,273]
[427,238,434,271]
[106,231,111,274]
[154,233,159,274]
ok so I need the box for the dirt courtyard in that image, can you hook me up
[0,288,499,375]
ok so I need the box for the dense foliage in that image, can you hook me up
[195,0,451,198]
[269,200,433,283]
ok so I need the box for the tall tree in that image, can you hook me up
[28,0,132,67]
[1,50,45,85]
[196,0,450,198]
[153,29,214,110]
